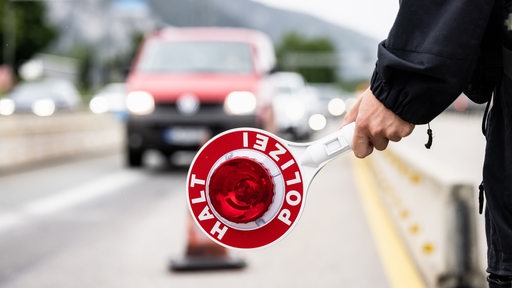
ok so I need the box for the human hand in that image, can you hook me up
[342,88,415,158]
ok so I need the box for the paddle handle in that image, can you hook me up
[300,122,355,167]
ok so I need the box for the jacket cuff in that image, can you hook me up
[370,67,412,123]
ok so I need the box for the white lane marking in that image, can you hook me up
[0,170,146,232]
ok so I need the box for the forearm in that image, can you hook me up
[371,0,495,124]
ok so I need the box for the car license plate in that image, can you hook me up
[164,127,209,145]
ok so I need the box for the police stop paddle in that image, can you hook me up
[187,122,355,250]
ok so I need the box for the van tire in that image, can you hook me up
[127,148,143,167]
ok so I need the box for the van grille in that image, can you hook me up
[154,102,224,114]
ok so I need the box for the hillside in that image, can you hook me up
[45,0,379,81]
[147,0,379,80]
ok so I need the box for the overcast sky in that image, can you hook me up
[252,0,400,40]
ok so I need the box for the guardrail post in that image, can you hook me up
[439,184,486,288]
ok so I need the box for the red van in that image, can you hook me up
[124,27,277,167]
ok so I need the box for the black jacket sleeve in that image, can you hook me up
[370,0,496,124]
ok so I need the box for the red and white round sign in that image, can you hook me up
[187,128,305,249]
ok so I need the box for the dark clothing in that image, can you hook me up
[371,0,495,124]
[369,0,512,278]
[488,274,512,287]
[484,64,512,275]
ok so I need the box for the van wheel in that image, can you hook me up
[127,148,144,167]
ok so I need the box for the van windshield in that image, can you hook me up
[137,41,254,74]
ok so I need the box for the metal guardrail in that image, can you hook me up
[0,112,123,170]
[364,146,486,288]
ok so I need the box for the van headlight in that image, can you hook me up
[224,91,256,115]
[126,91,155,115]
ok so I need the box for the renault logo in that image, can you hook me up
[177,93,200,115]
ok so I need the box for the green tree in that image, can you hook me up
[0,0,58,75]
[276,31,337,83]
[70,45,93,92]
[100,31,144,86]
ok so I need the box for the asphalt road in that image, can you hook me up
[0,148,389,288]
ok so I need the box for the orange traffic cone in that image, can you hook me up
[169,213,246,271]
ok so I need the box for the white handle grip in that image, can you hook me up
[300,122,355,167]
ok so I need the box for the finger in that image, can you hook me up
[371,136,389,151]
[388,123,415,142]
[352,128,374,158]
[354,141,374,158]
[401,123,415,137]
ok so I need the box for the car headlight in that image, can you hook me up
[126,91,155,115]
[328,98,346,116]
[0,98,15,116]
[224,91,256,115]
[89,96,109,114]
[32,98,55,117]
[308,113,327,131]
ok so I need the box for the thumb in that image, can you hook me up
[341,96,362,127]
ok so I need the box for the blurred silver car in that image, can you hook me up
[307,85,349,117]
[89,82,127,120]
[269,72,315,140]
[0,78,82,116]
